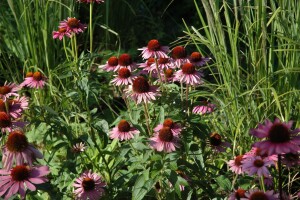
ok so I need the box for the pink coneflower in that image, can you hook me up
[160,68,176,83]
[110,68,135,86]
[138,58,155,73]
[149,127,180,152]
[0,165,50,200]
[72,142,87,153]
[0,82,20,99]
[59,17,87,34]
[78,0,104,3]
[174,63,203,86]
[250,118,300,155]
[0,112,27,133]
[73,170,106,200]
[52,27,71,40]
[188,52,210,67]
[171,46,189,68]
[228,155,244,175]
[99,56,119,72]
[209,132,231,152]
[109,120,140,141]
[254,175,273,188]
[149,57,174,72]
[8,96,29,119]
[243,147,278,162]
[126,76,160,104]
[21,71,47,89]
[2,130,43,170]
[228,188,246,200]
[244,189,278,200]
[138,39,169,59]
[282,152,300,168]
[153,118,182,136]
[242,156,274,177]
[192,101,216,115]
[115,53,137,72]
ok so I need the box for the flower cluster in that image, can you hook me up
[53,17,87,40]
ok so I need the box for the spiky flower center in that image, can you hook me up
[0,99,5,112]
[108,56,118,66]
[82,177,95,191]
[255,148,268,158]
[118,120,131,132]
[163,118,174,128]
[209,132,222,146]
[33,72,43,81]
[190,52,202,62]
[0,111,11,128]
[158,57,169,65]
[182,63,196,74]
[6,130,29,152]
[172,46,186,59]
[235,188,246,199]
[26,72,33,77]
[58,27,67,33]
[67,18,80,28]
[268,123,290,143]
[147,39,161,51]
[118,68,131,78]
[132,76,150,93]
[234,155,244,166]
[11,165,30,181]
[0,86,11,95]
[249,191,268,200]
[118,54,132,66]
[158,127,173,142]
[147,58,155,66]
[254,159,264,167]
[165,69,174,78]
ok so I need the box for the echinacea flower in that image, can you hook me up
[243,147,277,162]
[228,188,246,200]
[99,56,119,72]
[174,63,203,86]
[244,189,278,200]
[188,52,210,67]
[110,68,135,86]
[209,132,231,152]
[77,0,104,3]
[2,130,43,170]
[0,82,20,99]
[242,156,274,177]
[192,101,216,115]
[21,71,47,89]
[149,127,180,152]
[228,155,244,175]
[115,53,137,72]
[126,76,160,104]
[52,27,71,40]
[254,175,273,188]
[73,170,106,200]
[72,142,87,153]
[0,165,50,200]
[160,68,176,83]
[109,120,139,141]
[138,58,155,73]
[7,96,29,119]
[171,46,189,68]
[138,39,169,59]
[153,118,182,136]
[0,112,27,133]
[59,17,87,34]
[250,118,300,155]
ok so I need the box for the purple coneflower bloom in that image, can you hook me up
[192,101,215,115]
[126,76,160,104]
[242,156,274,177]
[111,68,135,86]
[244,189,278,200]
[115,53,137,72]
[109,120,139,141]
[228,155,244,175]
[160,68,176,83]
[138,39,169,59]
[150,57,174,72]
[59,17,87,34]
[73,170,106,200]
[228,188,246,200]
[188,52,210,67]
[7,96,29,119]
[175,63,203,86]
[21,72,47,89]
[153,118,182,136]
[0,165,50,199]
[171,46,189,68]
[243,147,277,162]
[149,127,180,152]
[0,112,26,133]
[138,58,155,73]
[209,132,231,152]
[52,27,71,40]
[0,82,20,99]
[2,130,43,170]
[250,118,300,155]
[99,56,119,72]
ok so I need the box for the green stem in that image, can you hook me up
[89,2,93,54]
[259,175,265,192]
[185,84,190,116]
[143,102,151,136]
[63,37,70,61]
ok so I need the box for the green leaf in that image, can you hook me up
[132,169,154,200]
[215,175,231,191]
